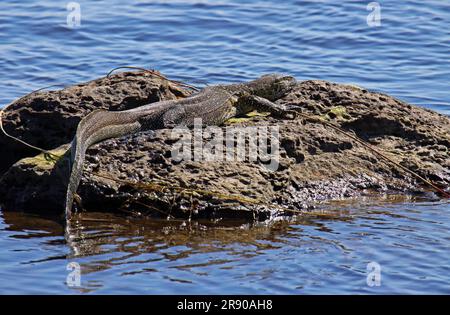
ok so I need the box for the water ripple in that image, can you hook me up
[1,0,450,294]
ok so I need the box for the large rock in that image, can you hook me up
[0,77,449,220]
[0,70,191,175]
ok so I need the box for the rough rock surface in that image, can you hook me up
[0,71,191,175]
[1,75,449,220]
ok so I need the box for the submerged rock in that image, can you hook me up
[0,74,449,220]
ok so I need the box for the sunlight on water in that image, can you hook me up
[0,196,449,294]
[1,0,449,114]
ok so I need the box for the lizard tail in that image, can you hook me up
[65,109,143,219]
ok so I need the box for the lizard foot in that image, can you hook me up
[286,104,302,111]
[279,107,299,120]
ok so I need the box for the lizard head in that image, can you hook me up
[250,74,297,101]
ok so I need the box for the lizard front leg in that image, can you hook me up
[236,94,297,119]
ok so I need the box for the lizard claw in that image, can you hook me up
[280,107,298,120]
[278,104,303,120]
[284,111,297,120]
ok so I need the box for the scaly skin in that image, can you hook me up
[65,74,297,218]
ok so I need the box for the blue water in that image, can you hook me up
[0,0,449,294]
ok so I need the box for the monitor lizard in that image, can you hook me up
[65,74,298,219]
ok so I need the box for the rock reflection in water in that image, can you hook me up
[1,194,448,294]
